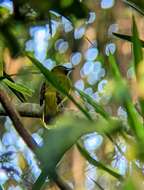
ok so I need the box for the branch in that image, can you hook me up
[0,103,42,118]
[0,89,38,151]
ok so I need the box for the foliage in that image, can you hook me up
[0,0,144,190]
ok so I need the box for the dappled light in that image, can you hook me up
[0,0,144,190]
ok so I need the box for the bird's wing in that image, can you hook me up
[40,82,46,106]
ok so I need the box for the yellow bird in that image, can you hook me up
[40,65,73,123]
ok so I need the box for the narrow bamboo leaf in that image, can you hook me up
[76,88,110,120]
[77,143,123,180]
[27,53,92,120]
[124,99,144,159]
[3,79,33,97]
[132,16,143,73]
[123,0,144,16]
[108,53,131,103]
[75,87,124,154]
[117,19,144,157]
[132,16,144,116]
[113,32,144,47]
[91,179,105,190]
[113,26,144,155]
[0,72,26,102]
[3,72,26,102]
[124,100,144,143]
[108,53,143,137]
[108,53,122,80]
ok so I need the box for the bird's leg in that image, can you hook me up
[39,118,47,128]
[57,97,68,111]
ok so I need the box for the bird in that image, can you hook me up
[39,65,73,124]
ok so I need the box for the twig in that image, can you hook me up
[0,89,38,151]
[0,103,42,118]
[84,35,96,48]
[90,178,105,190]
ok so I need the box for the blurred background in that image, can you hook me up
[0,0,144,190]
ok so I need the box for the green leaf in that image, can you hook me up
[132,16,143,74]
[0,71,26,102]
[77,143,123,180]
[27,52,92,121]
[34,115,121,189]
[107,54,144,155]
[34,118,95,189]
[76,88,110,120]
[108,53,122,81]
[123,0,144,16]
[114,22,144,157]
[124,98,144,160]
[131,16,144,115]
[3,79,33,97]
[3,72,27,102]
[108,54,130,103]
[112,29,144,154]
[36,118,96,170]
[108,54,129,102]
[113,32,144,47]
[124,100,144,143]
[75,88,124,154]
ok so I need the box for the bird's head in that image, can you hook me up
[52,65,74,75]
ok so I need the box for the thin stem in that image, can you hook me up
[0,103,42,118]
[0,89,38,151]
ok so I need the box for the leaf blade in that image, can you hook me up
[124,0,144,16]
[76,88,110,120]
[113,33,144,47]
[3,79,33,97]
[77,143,123,180]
